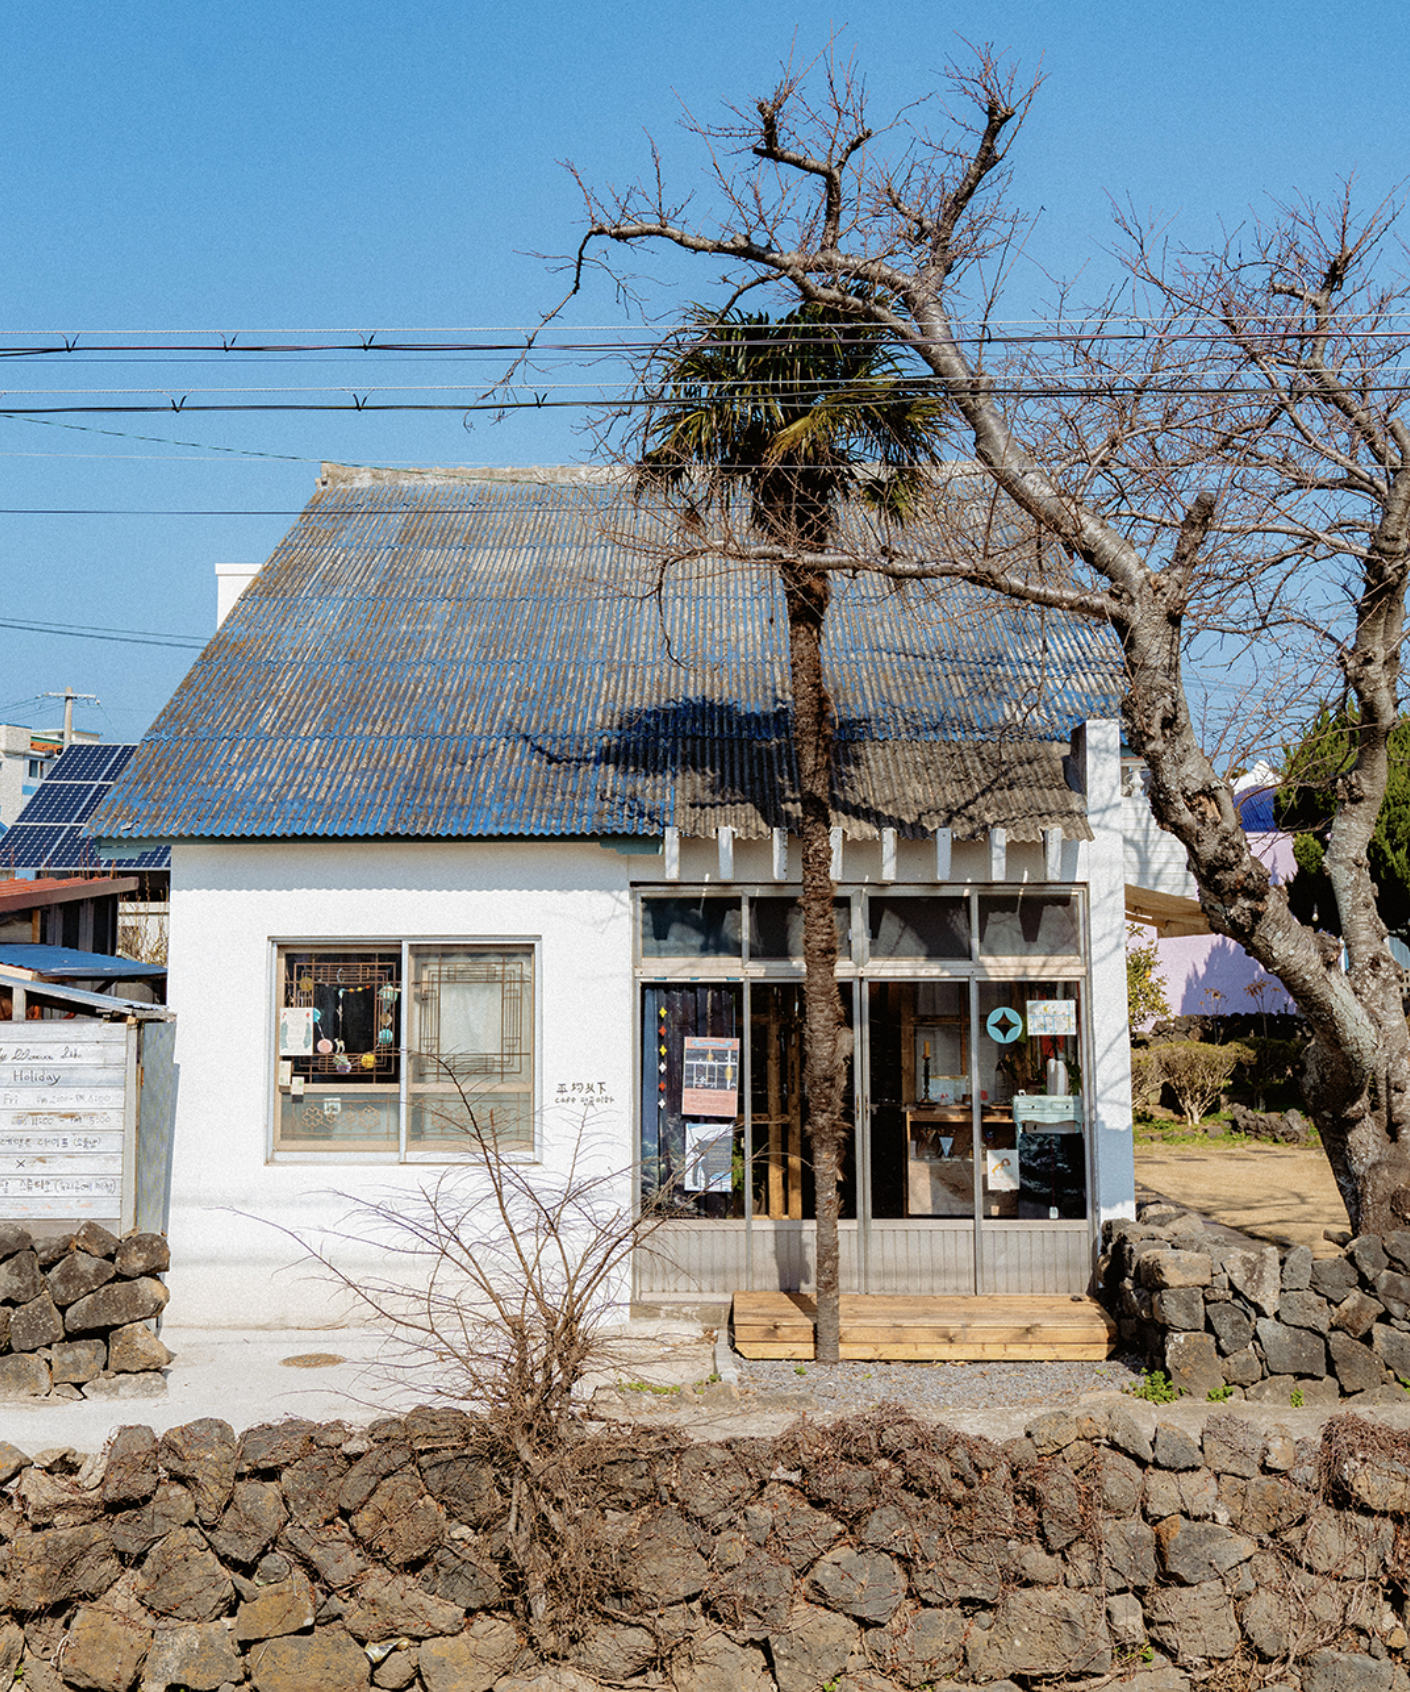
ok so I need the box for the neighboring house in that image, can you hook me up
[91,463,1139,1327]
[0,743,171,973]
[0,724,99,832]
[0,875,168,1003]
[1125,758,1296,1019]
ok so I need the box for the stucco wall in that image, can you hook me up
[163,718,1134,1324]
[165,840,639,1327]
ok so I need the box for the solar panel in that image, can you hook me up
[17,782,105,825]
[0,823,92,869]
[1,744,169,872]
[47,744,133,784]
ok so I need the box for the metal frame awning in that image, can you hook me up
[0,964,169,1019]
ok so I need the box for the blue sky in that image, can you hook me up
[1,0,1405,739]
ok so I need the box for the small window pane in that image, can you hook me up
[868,897,971,960]
[642,897,743,958]
[277,1090,398,1149]
[278,950,402,1086]
[408,945,534,1150]
[750,897,850,961]
[978,895,1080,957]
[410,1096,534,1149]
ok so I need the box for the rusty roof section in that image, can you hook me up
[0,876,138,914]
[92,467,1122,844]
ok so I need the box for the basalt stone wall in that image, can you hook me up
[3,1406,1410,1689]
[0,1221,171,1401]
[1100,1202,1410,1404]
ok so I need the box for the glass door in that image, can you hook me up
[864,976,1089,1294]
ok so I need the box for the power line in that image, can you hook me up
[0,617,206,650]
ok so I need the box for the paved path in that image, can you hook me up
[1135,1142,1347,1256]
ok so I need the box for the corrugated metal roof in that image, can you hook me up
[0,943,167,979]
[92,470,1123,844]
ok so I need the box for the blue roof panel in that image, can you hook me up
[91,470,1124,843]
[0,943,166,979]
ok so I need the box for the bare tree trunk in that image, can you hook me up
[781,557,849,1364]
[578,54,1410,1231]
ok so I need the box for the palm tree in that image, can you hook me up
[634,303,949,1363]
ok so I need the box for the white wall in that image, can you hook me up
[165,731,1137,1323]
[1076,722,1138,1228]
[165,840,638,1327]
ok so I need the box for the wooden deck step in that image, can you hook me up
[731,1291,1118,1361]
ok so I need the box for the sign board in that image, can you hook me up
[0,1023,133,1218]
[1026,1000,1078,1036]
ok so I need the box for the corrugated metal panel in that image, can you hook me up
[979,1225,1093,1294]
[92,474,1123,844]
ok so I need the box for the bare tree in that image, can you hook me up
[274,1093,677,1639]
[558,47,1410,1234]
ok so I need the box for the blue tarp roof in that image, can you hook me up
[93,468,1124,844]
[0,944,167,980]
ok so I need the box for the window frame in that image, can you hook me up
[633,886,1086,979]
[267,934,542,1164]
[633,885,1094,1233]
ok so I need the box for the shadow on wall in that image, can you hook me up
[1160,935,1295,1020]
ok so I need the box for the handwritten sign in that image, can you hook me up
[0,1023,129,1217]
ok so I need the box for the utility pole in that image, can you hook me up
[42,688,99,748]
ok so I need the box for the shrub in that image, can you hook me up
[1129,1048,1163,1112]
[1241,1036,1304,1110]
[1158,1040,1253,1128]
[1126,924,1171,1026]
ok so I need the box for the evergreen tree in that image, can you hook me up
[1276,708,1410,940]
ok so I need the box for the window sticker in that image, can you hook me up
[985,1149,1019,1192]
[279,1006,315,1057]
[985,1005,1024,1044]
[682,1121,734,1193]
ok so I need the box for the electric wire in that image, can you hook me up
[0,617,207,650]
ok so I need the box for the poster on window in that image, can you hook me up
[279,1006,315,1057]
[1025,999,1077,1036]
[681,1036,740,1116]
[985,1148,1020,1192]
[682,1121,734,1193]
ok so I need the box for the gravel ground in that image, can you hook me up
[734,1351,1146,1411]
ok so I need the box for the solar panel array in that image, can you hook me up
[0,745,170,872]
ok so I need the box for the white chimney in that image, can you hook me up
[215,562,262,628]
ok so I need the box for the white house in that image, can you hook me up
[92,464,1138,1327]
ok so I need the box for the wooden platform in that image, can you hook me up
[732,1291,1118,1361]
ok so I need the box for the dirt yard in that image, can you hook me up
[1134,1140,1348,1256]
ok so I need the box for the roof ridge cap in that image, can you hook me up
[318,462,628,489]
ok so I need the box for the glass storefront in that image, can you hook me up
[637,888,1090,1293]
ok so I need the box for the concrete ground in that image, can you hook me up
[1135,1140,1348,1256]
[0,1317,720,1458]
[0,1321,1388,1459]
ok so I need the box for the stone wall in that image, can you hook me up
[3,1404,1410,1689]
[1101,1202,1410,1403]
[0,1222,171,1400]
